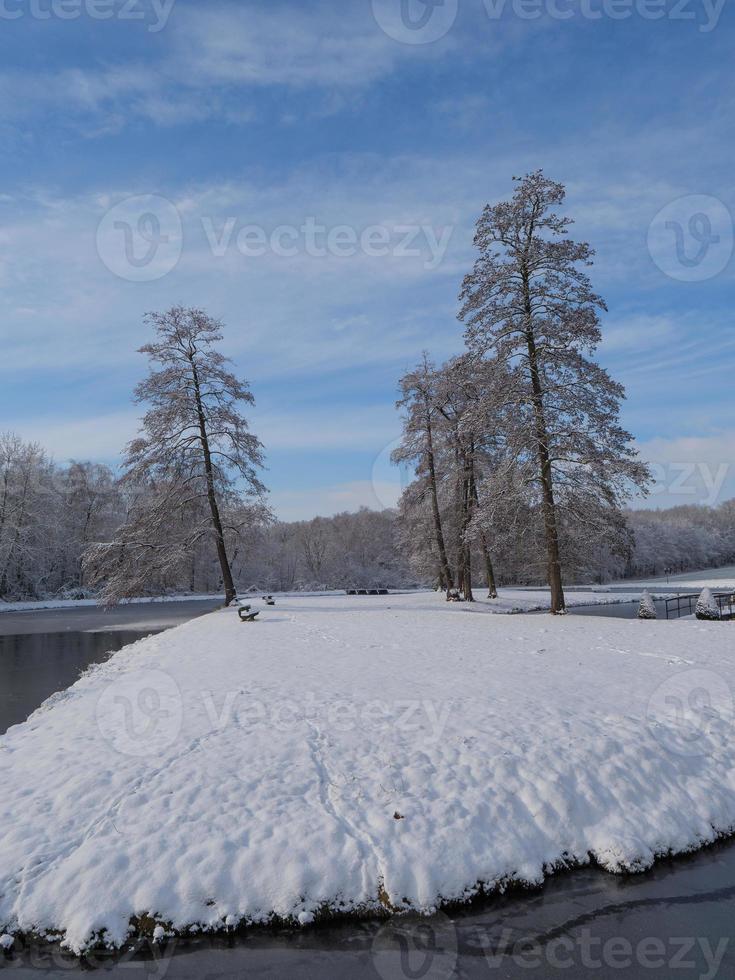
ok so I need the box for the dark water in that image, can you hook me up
[0,600,218,735]
[0,598,220,636]
[0,629,158,735]
[567,600,667,620]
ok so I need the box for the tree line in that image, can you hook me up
[0,430,732,602]
[0,435,414,600]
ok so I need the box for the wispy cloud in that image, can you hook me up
[4,411,139,462]
[1,2,733,519]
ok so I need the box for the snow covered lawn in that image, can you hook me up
[0,586,643,617]
[619,565,735,591]
[2,592,734,952]
[0,594,219,614]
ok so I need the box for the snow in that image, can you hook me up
[414,588,645,614]
[0,595,219,614]
[0,587,644,619]
[2,591,734,952]
[4,562,732,618]
[624,566,735,591]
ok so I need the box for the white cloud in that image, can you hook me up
[600,314,677,354]
[255,406,398,452]
[169,4,405,90]
[0,159,473,384]
[0,2,454,132]
[635,432,735,509]
[4,411,138,463]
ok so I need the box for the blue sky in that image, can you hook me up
[1,0,734,519]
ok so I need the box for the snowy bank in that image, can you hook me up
[621,565,735,592]
[1,592,734,951]
[0,587,642,617]
[0,594,219,614]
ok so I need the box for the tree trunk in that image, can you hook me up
[526,335,564,613]
[462,477,473,601]
[425,406,454,594]
[469,471,497,598]
[521,256,565,614]
[191,361,237,606]
[457,448,474,602]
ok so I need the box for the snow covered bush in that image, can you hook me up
[696,587,720,621]
[637,591,657,619]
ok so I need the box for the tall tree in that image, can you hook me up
[86,306,266,605]
[393,354,455,595]
[459,171,649,612]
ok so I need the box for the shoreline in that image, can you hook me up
[5,829,735,957]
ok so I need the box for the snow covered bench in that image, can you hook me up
[234,597,261,622]
[237,605,259,622]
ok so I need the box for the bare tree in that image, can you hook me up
[57,462,117,589]
[393,354,455,595]
[433,356,501,600]
[300,521,329,582]
[85,306,266,605]
[460,171,650,613]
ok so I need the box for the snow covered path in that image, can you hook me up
[1,593,734,952]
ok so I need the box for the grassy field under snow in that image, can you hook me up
[1,591,734,952]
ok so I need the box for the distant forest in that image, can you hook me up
[0,432,733,601]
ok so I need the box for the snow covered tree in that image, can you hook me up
[459,171,650,613]
[55,462,118,591]
[695,587,720,621]
[432,356,500,600]
[393,354,455,595]
[393,354,513,600]
[85,307,267,605]
[637,591,657,620]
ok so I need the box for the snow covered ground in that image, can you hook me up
[434,588,646,613]
[1,591,734,952]
[623,565,735,591]
[0,594,220,614]
[0,586,644,618]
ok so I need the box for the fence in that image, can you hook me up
[664,592,735,620]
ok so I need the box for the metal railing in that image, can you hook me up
[665,592,735,620]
